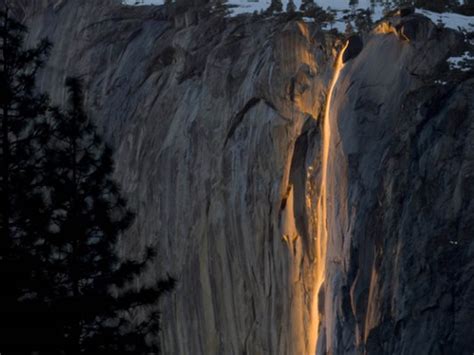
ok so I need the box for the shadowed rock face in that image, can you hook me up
[320,14,473,355]
[342,35,363,63]
[7,1,474,354]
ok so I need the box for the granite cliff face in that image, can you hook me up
[8,0,474,353]
[319,16,474,355]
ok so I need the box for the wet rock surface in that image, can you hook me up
[9,0,474,353]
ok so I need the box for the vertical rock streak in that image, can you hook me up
[311,42,349,354]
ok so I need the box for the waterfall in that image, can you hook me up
[310,41,349,355]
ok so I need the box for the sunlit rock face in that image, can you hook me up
[15,1,334,353]
[11,1,474,354]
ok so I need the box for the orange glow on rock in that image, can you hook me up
[309,40,350,355]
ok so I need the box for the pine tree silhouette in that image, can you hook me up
[286,0,296,13]
[0,6,52,351]
[0,7,174,353]
[300,0,326,20]
[211,0,230,17]
[267,0,283,14]
[41,78,175,353]
[299,0,314,12]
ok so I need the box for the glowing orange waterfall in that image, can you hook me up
[309,41,349,355]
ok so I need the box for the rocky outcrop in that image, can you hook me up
[7,1,474,354]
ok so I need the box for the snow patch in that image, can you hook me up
[123,0,386,19]
[123,0,473,35]
[416,9,474,32]
[447,51,474,72]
